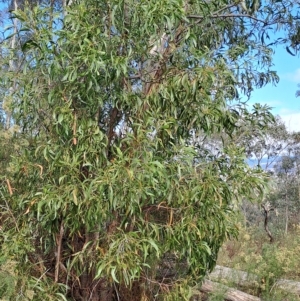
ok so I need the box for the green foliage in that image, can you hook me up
[0,0,298,300]
[0,271,15,300]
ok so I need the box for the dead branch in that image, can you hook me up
[200,279,261,301]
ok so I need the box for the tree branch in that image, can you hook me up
[188,13,268,25]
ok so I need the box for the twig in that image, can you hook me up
[0,189,19,232]
[32,268,52,288]
[113,281,120,301]
[73,112,77,145]
[6,179,13,195]
[55,221,64,282]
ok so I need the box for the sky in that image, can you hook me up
[246,45,300,132]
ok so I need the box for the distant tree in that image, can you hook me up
[235,116,300,233]
[267,136,300,234]
[237,114,290,170]
[1,0,300,300]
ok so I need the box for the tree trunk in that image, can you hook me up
[5,0,18,130]
[285,203,288,235]
[261,202,274,243]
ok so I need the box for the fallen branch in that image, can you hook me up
[273,279,300,295]
[209,265,300,296]
[200,280,261,301]
[209,265,259,289]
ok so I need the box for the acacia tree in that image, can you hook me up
[1,0,299,300]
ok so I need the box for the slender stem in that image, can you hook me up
[55,221,64,283]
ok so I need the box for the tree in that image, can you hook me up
[236,115,290,170]
[1,0,299,300]
[234,116,300,234]
[266,135,300,235]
